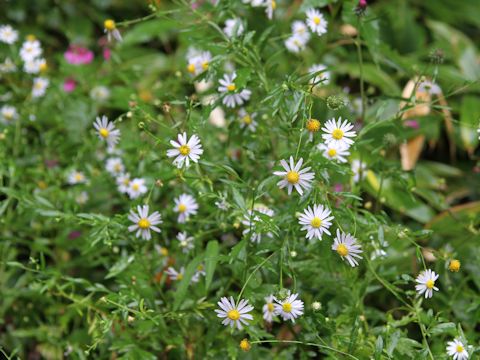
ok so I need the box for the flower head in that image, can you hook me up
[127,205,162,240]
[32,77,49,98]
[415,269,439,299]
[262,295,276,323]
[105,157,124,176]
[127,178,148,199]
[186,49,212,76]
[332,230,363,267]
[0,25,18,44]
[93,116,121,146]
[321,117,356,148]
[215,296,254,330]
[448,259,461,272]
[116,173,131,193]
[174,193,198,223]
[242,205,274,243]
[223,18,244,38]
[64,45,94,65]
[308,63,330,86]
[298,204,334,241]
[218,72,251,108]
[446,338,468,360]
[274,292,304,322]
[67,170,87,185]
[284,34,308,53]
[165,266,185,281]
[104,19,122,42]
[20,38,42,62]
[318,142,350,163]
[1,105,18,125]
[306,8,328,36]
[273,156,315,195]
[177,232,194,253]
[238,108,257,132]
[167,132,203,168]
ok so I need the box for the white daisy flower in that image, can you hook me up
[0,25,19,44]
[243,0,266,6]
[273,156,315,195]
[177,232,194,253]
[218,72,251,108]
[446,339,469,360]
[306,8,328,36]
[165,266,185,281]
[93,115,121,146]
[0,58,17,73]
[418,79,441,95]
[105,157,124,176]
[90,86,110,102]
[308,63,330,86]
[186,50,212,76]
[215,296,254,330]
[318,142,350,163]
[274,292,304,322]
[332,230,363,267]
[238,108,257,132]
[75,191,89,205]
[127,205,162,241]
[351,160,367,183]
[298,204,334,241]
[265,0,277,19]
[104,19,122,42]
[1,105,18,125]
[292,21,311,42]
[284,34,308,53]
[321,117,356,148]
[67,170,87,185]
[20,38,42,61]
[32,77,49,98]
[23,58,46,74]
[116,173,131,193]
[127,178,148,199]
[167,132,203,168]
[223,18,244,38]
[262,295,276,323]
[415,269,439,299]
[192,264,206,283]
[174,193,198,223]
[242,206,274,243]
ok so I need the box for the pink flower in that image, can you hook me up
[64,45,94,65]
[358,0,367,7]
[404,120,419,129]
[63,78,76,93]
[103,47,111,61]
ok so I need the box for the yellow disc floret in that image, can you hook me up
[138,218,150,229]
[267,303,274,312]
[456,344,464,353]
[286,171,300,184]
[227,309,240,320]
[187,63,196,74]
[310,217,322,228]
[99,128,109,138]
[104,19,116,30]
[239,339,251,352]
[178,203,187,213]
[327,149,337,157]
[282,302,292,312]
[306,119,321,133]
[179,144,190,156]
[336,244,348,257]
[426,279,435,289]
[332,129,344,140]
[227,84,236,92]
[313,16,321,25]
[448,259,460,272]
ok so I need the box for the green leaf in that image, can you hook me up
[105,255,135,279]
[173,254,203,311]
[459,96,480,152]
[204,240,219,292]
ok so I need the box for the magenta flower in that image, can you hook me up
[404,120,420,129]
[103,47,111,61]
[64,45,94,65]
[63,78,76,93]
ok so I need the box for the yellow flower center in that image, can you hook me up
[313,16,321,25]
[337,244,348,257]
[286,171,300,184]
[449,259,461,272]
[178,203,187,213]
[306,119,320,132]
[187,63,196,74]
[328,149,337,157]
[332,129,344,140]
[123,178,130,185]
[243,115,252,124]
[456,345,464,353]
[227,84,236,92]
[74,173,83,181]
[160,247,168,256]
[271,0,277,10]
[34,82,43,90]
[114,164,122,172]
[176,273,183,281]
[104,19,116,30]
[282,303,292,313]
[310,217,322,228]
[138,218,150,229]
[179,145,190,156]
[267,303,274,312]
[197,264,204,271]
[426,279,435,289]
[26,34,36,41]
[132,183,140,191]
[202,61,209,70]
[239,339,251,352]
[99,128,109,138]
[4,112,13,119]
[39,62,48,72]
[227,309,240,320]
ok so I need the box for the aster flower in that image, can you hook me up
[0,25,18,44]
[191,264,206,283]
[273,156,315,195]
[23,58,46,74]
[308,63,330,86]
[1,105,18,125]
[127,178,148,199]
[127,205,162,240]
[223,18,244,38]
[165,266,185,281]
[242,206,274,243]
[67,170,87,185]
[305,118,321,141]
[265,0,277,19]
[116,173,131,193]
[0,58,16,73]
[351,160,367,183]
[90,86,110,102]
[177,232,194,253]
[284,34,308,53]
[418,79,441,95]
[298,204,334,241]
[292,21,311,42]
[105,157,124,176]
[306,8,328,36]
[274,292,304,322]
[174,193,198,223]
[104,19,122,42]
[318,142,350,163]
[446,339,468,360]
[167,132,203,168]
[321,117,356,148]
[238,108,257,132]
[218,72,251,108]
[215,297,254,330]
[93,115,121,146]
[186,50,212,76]
[20,38,42,61]
[262,295,276,323]
[332,230,363,267]
[32,77,49,98]
[415,269,439,299]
